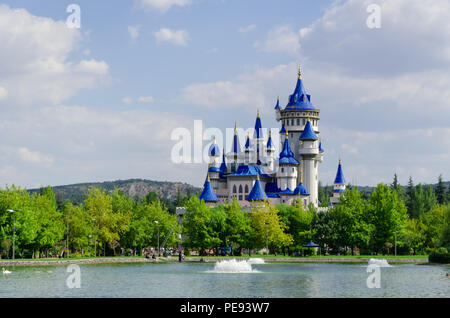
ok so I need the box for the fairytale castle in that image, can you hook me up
[199,67,346,208]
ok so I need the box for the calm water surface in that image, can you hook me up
[1,262,448,298]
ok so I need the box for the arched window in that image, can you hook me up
[233,185,237,193]
[239,185,243,193]
[297,119,300,125]
[245,184,249,193]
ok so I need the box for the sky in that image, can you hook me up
[0,0,449,189]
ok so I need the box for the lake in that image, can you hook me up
[1,260,448,298]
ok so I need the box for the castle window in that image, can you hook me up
[233,185,237,193]
[297,119,300,125]
[292,168,294,172]
[239,195,243,200]
[281,168,284,173]
[239,185,243,193]
[245,184,249,193]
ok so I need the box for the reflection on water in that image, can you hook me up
[0,262,448,298]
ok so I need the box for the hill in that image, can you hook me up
[29,179,201,205]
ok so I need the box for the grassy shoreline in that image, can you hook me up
[0,254,429,266]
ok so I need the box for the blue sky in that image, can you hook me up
[0,0,449,189]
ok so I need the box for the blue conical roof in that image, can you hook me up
[253,110,263,139]
[245,133,251,149]
[274,97,281,110]
[231,122,241,154]
[286,67,316,110]
[219,150,227,178]
[299,120,318,141]
[279,135,299,164]
[319,140,324,152]
[199,176,219,202]
[247,175,268,201]
[334,160,346,184]
[266,132,274,149]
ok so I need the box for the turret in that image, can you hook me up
[266,130,275,172]
[247,174,268,203]
[330,159,346,206]
[298,119,319,206]
[199,175,219,205]
[253,109,264,165]
[244,132,251,164]
[274,96,281,121]
[276,130,299,191]
[227,121,242,173]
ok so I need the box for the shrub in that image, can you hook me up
[428,247,450,264]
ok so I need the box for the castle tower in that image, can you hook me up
[207,136,221,188]
[266,130,275,172]
[276,130,299,191]
[199,175,219,205]
[274,66,323,207]
[253,110,264,165]
[244,132,251,164]
[227,121,242,173]
[330,159,346,206]
[298,120,320,206]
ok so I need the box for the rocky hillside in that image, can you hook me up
[29,179,201,205]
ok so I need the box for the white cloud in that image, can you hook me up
[297,0,450,76]
[154,28,190,46]
[0,5,110,106]
[0,86,7,100]
[123,97,133,104]
[259,25,301,55]
[138,96,155,103]
[238,24,256,33]
[128,25,141,40]
[139,0,192,13]
[17,147,54,165]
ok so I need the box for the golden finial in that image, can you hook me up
[234,121,237,131]
[285,127,289,138]
[298,65,302,79]
[339,157,342,165]
[257,109,260,118]
[213,135,216,144]
[207,175,211,182]
[256,173,260,181]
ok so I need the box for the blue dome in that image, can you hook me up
[209,142,220,156]
[293,182,309,196]
[208,166,220,173]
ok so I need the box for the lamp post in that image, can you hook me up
[92,218,97,257]
[264,222,268,256]
[7,209,20,260]
[63,214,70,258]
[154,221,160,256]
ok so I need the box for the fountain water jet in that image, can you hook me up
[208,259,260,273]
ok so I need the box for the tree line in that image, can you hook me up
[0,174,448,258]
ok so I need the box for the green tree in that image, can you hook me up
[367,184,408,253]
[277,202,313,252]
[222,199,253,255]
[405,176,415,217]
[420,204,447,248]
[84,188,130,256]
[249,203,293,253]
[435,175,447,205]
[423,185,437,213]
[401,218,426,254]
[312,210,340,254]
[182,197,216,254]
[333,188,372,254]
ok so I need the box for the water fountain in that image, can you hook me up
[368,258,392,267]
[209,259,261,273]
